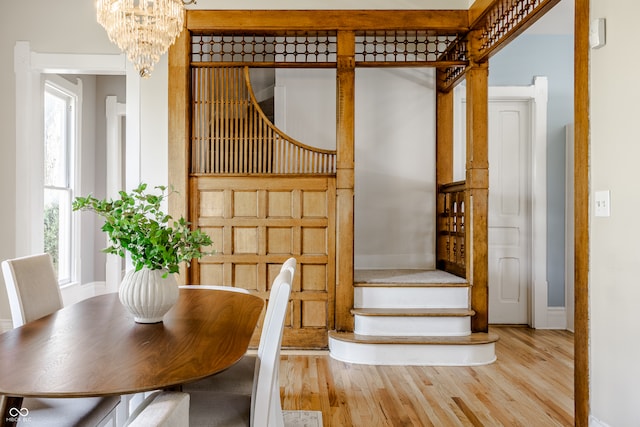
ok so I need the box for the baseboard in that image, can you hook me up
[0,319,13,333]
[589,415,611,427]
[545,307,567,330]
[60,281,109,306]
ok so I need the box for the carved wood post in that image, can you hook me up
[466,30,489,333]
[335,31,355,332]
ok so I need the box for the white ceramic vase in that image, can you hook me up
[119,268,179,323]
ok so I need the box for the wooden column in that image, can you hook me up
[465,30,489,333]
[574,0,590,423]
[335,31,355,332]
[168,27,191,284]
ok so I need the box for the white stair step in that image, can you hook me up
[354,269,468,285]
[328,331,499,366]
[354,284,470,309]
[352,308,474,337]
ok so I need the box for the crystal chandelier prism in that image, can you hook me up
[96,0,188,78]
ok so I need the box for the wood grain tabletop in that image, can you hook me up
[0,288,264,398]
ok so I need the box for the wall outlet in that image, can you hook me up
[594,190,611,217]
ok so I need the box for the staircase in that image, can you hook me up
[328,269,498,366]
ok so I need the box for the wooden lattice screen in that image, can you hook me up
[191,66,336,175]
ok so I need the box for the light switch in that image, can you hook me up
[590,18,606,49]
[594,190,610,217]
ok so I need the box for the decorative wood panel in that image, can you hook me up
[191,176,336,349]
[437,181,466,278]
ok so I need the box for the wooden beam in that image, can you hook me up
[168,27,191,284]
[574,0,590,424]
[187,10,469,32]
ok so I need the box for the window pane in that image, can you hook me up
[44,91,69,187]
[44,188,72,284]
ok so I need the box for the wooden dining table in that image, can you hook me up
[0,288,264,426]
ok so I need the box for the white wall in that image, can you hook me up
[275,68,436,269]
[0,1,165,323]
[275,69,337,151]
[0,1,122,321]
[355,68,436,269]
[590,1,640,425]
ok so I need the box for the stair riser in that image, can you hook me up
[328,338,497,366]
[354,315,471,337]
[355,287,469,309]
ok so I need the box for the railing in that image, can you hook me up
[190,66,336,175]
[475,0,560,62]
[436,180,466,278]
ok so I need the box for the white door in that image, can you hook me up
[488,100,531,324]
[455,78,547,327]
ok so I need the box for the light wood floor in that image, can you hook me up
[280,326,574,426]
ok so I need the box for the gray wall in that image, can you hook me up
[591,1,640,422]
[489,34,574,307]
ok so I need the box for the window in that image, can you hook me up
[43,79,78,285]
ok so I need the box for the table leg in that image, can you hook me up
[1,396,23,427]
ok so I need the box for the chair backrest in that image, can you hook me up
[251,269,291,427]
[280,257,297,277]
[255,257,296,357]
[1,253,63,327]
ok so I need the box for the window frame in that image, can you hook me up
[42,75,82,287]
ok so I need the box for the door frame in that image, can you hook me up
[455,76,550,328]
[105,96,127,293]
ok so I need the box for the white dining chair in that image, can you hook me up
[125,391,190,427]
[187,267,293,427]
[280,257,297,277]
[183,257,296,396]
[1,253,121,426]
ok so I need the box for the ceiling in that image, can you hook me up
[526,0,574,35]
[190,0,574,35]
[190,0,471,10]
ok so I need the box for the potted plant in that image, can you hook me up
[73,183,213,323]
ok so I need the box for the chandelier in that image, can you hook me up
[96,0,195,78]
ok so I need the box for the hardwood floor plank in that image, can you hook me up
[280,326,574,426]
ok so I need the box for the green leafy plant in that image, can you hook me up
[73,183,213,275]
